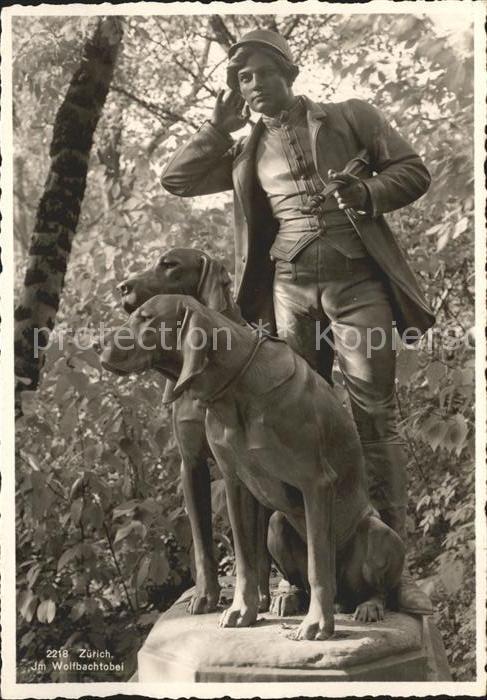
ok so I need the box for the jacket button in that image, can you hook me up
[241,255,246,263]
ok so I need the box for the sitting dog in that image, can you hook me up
[101,294,405,640]
[117,249,271,615]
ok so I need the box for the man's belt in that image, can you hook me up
[271,210,361,263]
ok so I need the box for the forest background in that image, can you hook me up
[10,10,477,682]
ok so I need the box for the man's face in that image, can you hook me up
[237,50,294,117]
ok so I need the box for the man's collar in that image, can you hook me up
[259,95,328,130]
[261,95,306,130]
[301,95,328,122]
[236,96,328,159]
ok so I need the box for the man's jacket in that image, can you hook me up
[161,97,435,339]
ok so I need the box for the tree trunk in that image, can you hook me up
[14,17,124,410]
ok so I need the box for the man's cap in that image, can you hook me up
[228,29,294,63]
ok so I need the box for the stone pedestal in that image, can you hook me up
[137,578,451,683]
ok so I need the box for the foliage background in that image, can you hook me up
[12,12,476,682]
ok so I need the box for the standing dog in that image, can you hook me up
[118,249,271,615]
[101,294,405,640]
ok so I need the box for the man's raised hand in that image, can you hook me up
[211,89,251,134]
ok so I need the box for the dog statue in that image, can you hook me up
[117,248,271,615]
[101,294,405,640]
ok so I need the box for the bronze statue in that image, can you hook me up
[101,293,405,640]
[160,29,435,615]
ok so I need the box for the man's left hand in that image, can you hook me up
[329,169,369,213]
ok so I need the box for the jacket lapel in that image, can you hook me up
[233,119,265,223]
[304,97,328,180]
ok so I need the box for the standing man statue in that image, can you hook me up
[161,29,435,615]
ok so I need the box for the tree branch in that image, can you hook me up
[154,20,218,99]
[111,85,197,128]
[282,16,302,39]
[263,16,279,33]
[208,15,236,50]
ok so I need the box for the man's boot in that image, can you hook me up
[363,441,433,615]
[380,505,433,615]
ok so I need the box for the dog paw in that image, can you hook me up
[187,579,221,615]
[218,603,258,628]
[294,612,334,641]
[354,597,385,623]
[187,590,220,615]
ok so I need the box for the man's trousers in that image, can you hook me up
[272,236,407,512]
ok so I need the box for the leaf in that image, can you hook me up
[81,502,104,531]
[79,542,96,559]
[57,544,81,572]
[114,520,145,544]
[79,276,92,301]
[70,498,83,525]
[20,630,36,649]
[439,385,455,411]
[26,562,42,587]
[70,476,84,500]
[455,368,475,398]
[139,498,161,515]
[395,350,420,386]
[439,558,464,595]
[136,554,151,588]
[70,600,86,621]
[59,404,78,436]
[424,223,444,237]
[453,216,469,239]
[76,348,102,371]
[425,361,446,393]
[123,198,143,214]
[149,550,170,585]
[68,371,90,394]
[437,229,450,252]
[19,590,38,622]
[112,500,138,518]
[103,452,126,473]
[421,416,449,452]
[30,472,53,520]
[54,375,75,405]
[73,573,88,594]
[37,599,56,624]
[46,599,56,623]
[444,414,469,455]
[84,441,102,462]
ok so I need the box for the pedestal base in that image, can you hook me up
[137,578,451,683]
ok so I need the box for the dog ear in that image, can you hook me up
[173,301,213,397]
[197,255,235,313]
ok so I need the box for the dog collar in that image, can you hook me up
[200,335,268,405]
